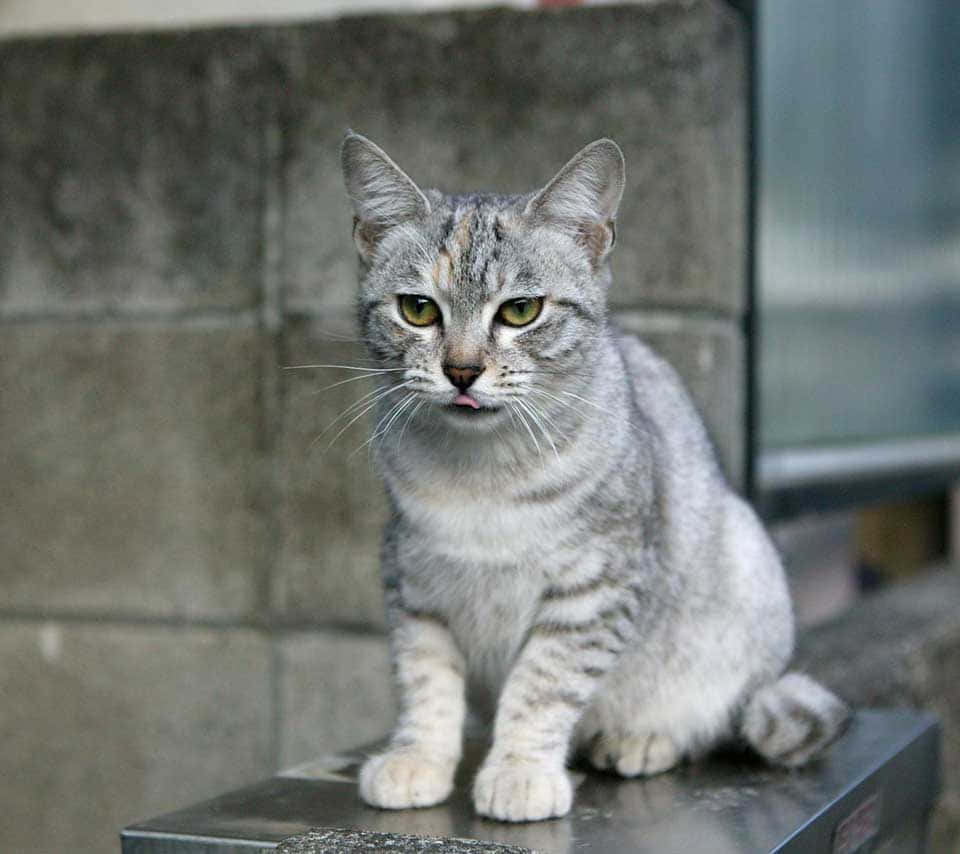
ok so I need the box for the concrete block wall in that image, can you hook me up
[0,3,748,851]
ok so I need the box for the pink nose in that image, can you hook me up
[443,364,483,391]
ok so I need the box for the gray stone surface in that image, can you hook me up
[0,325,266,618]
[279,1,746,316]
[797,568,960,854]
[278,828,534,854]
[272,313,390,627]
[0,620,273,854]
[277,630,395,768]
[0,31,269,316]
[614,310,745,485]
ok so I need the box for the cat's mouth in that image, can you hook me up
[444,393,501,415]
[453,392,481,409]
[445,403,501,415]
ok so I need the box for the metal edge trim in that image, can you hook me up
[120,828,278,849]
[773,711,940,853]
[758,435,960,490]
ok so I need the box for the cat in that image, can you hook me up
[339,131,849,823]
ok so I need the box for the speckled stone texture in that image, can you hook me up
[277,828,536,854]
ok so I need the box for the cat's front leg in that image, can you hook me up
[359,610,466,810]
[474,594,632,822]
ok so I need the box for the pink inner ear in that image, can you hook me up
[579,220,615,265]
[352,217,385,258]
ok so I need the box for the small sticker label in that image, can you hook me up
[833,792,881,854]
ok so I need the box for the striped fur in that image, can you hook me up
[341,133,848,822]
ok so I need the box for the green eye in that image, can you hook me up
[398,294,440,327]
[497,297,543,327]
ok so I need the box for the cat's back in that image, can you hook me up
[614,330,722,485]
[612,328,737,581]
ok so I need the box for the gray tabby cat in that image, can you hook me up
[339,131,848,823]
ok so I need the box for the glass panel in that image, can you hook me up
[758,0,960,452]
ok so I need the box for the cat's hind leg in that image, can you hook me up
[575,692,690,778]
[574,643,745,779]
[586,730,681,777]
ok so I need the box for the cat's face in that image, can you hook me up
[341,134,624,433]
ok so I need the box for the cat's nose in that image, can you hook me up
[443,363,484,392]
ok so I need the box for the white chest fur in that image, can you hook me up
[393,481,558,692]
[439,560,543,700]
[394,478,566,565]
[385,445,598,696]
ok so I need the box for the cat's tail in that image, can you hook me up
[739,672,850,767]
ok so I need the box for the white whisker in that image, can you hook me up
[319,381,403,432]
[398,397,428,445]
[309,372,386,395]
[509,402,543,463]
[533,387,641,438]
[528,388,591,423]
[352,393,418,458]
[558,389,616,417]
[283,363,406,372]
[314,381,413,452]
[518,398,561,462]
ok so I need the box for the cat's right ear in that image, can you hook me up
[341,131,431,262]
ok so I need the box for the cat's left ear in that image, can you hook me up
[341,131,431,261]
[524,139,625,266]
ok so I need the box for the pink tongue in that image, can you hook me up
[454,393,480,409]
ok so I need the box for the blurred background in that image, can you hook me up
[0,0,957,851]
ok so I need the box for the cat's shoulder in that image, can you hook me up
[611,327,712,450]
[612,328,686,390]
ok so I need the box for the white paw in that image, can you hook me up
[358,750,456,809]
[473,757,573,822]
[588,731,679,777]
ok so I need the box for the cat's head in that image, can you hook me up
[341,131,624,433]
